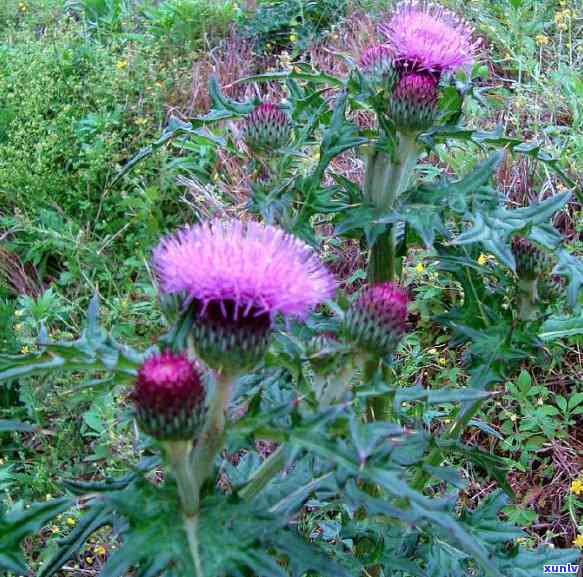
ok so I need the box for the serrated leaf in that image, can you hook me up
[553,249,583,308]
[0,498,72,574]
[39,507,111,577]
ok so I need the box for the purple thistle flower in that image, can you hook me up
[345,283,409,356]
[153,219,335,318]
[379,1,479,75]
[133,351,205,441]
[242,102,292,153]
[153,220,336,372]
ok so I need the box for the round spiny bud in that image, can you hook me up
[242,103,292,153]
[192,299,272,374]
[359,45,398,92]
[133,352,205,441]
[511,238,551,279]
[389,72,439,133]
[345,283,409,356]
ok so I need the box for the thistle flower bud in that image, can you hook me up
[345,283,409,356]
[511,238,551,279]
[133,352,205,441]
[242,103,292,153]
[192,300,272,373]
[389,72,439,133]
[359,45,398,92]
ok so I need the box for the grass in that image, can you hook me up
[0,0,582,571]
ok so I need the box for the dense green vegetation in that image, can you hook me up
[0,0,581,575]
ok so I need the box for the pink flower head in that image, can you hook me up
[380,1,479,74]
[152,219,336,320]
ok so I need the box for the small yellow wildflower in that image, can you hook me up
[116,59,128,70]
[95,545,107,556]
[289,34,298,42]
[573,534,583,548]
[438,357,447,366]
[20,345,30,354]
[135,117,148,126]
[85,557,94,565]
[19,3,27,12]
[14,323,23,331]
[415,263,425,273]
[535,34,549,46]
[509,413,518,422]
[570,479,583,496]
[477,253,489,266]
[45,494,53,500]
[15,310,24,317]
[66,517,77,526]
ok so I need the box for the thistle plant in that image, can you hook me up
[362,0,480,284]
[3,2,583,576]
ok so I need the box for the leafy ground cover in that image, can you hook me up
[0,0,582,575]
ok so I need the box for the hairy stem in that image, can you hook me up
[365,133,419,285]
[183,513,204,577]
[164,441,204,577]
[194,371,234,487]
[164,440,198,517]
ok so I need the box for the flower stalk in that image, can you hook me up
[194,370,234,486]
[365,134,419,284]
[163,440,204,577]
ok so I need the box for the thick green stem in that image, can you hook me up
[365,133,419,284]
[164,440,199,517]
[164,441,204,577]
[517,277,539,321]
[194,371,234,488]
[183,514,204,577]
[238,445,288,501]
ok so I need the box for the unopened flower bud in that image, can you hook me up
[192,300,272,374]
[389,72,439,132]
[242,103,292,153]
[345,283,409,356]
[133,352,205,441]
[359,45,397,92]
[511,238,551,279]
